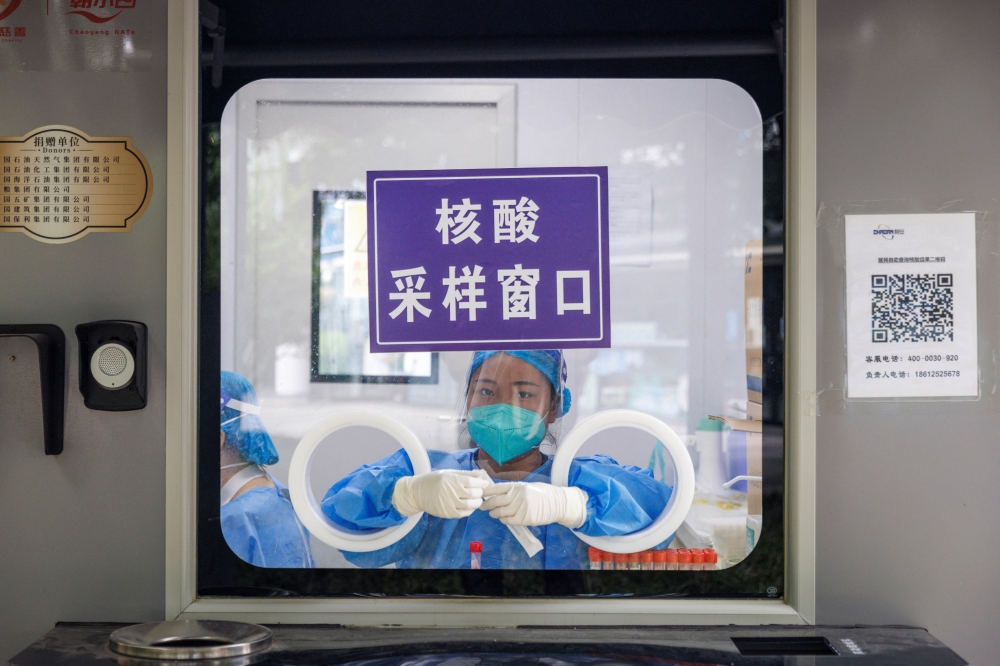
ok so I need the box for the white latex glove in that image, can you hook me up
[391,469,492,519]
[480,482,589,528]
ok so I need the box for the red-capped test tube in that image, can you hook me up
[652,550,667,571]
[640,551,654,571]
[588,547,603,570]
[665,548,679,571]
[703,548,718,571]
[628,553,642,571]
[602,550,615,570]
[615,553,629,571]
[470,541,482,570]
[677,548,693,571]
[691,549,705,570]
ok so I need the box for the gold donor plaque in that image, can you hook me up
[1,126,152,243]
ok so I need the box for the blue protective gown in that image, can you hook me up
[221,477,315,568]
[321,448,673,569]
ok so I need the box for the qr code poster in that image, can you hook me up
[845,213,978,398]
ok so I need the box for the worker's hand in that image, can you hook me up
[480,482,589,528]
[391,469,492,519]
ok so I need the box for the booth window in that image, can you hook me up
[198,2,786,599]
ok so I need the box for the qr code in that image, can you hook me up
[871,274,953,343]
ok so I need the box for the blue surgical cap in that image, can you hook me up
[220,371,279,466]
[468,350,572,417]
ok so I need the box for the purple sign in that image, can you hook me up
[367,167,610,352]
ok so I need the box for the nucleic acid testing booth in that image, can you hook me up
[2,1,996,664]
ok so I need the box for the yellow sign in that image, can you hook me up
[1,125,152,243]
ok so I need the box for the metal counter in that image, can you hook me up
[8,623,966,665]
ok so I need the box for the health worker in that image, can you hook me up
[321,350,674,569]
[220,371,314,568]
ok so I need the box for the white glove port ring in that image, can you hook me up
[288,409,431,552]
[550,409,695,554]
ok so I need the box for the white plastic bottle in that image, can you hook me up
[695,417,727,496]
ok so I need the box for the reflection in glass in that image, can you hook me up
[312,190,437,383]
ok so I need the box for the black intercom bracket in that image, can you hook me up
[0,324,66,455]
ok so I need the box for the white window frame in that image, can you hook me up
[166,0,817,624]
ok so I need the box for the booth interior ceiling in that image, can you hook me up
[196,0,785,598]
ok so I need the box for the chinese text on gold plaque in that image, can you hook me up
[1,126,152,243]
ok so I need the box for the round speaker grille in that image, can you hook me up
[90,342,135,390]
[98,346,128,376]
